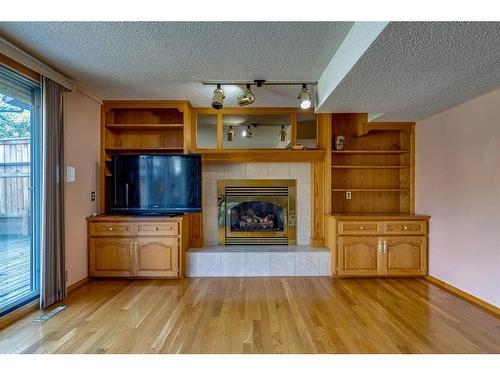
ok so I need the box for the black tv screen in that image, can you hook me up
[111,154,201,214]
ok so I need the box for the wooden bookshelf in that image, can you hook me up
[329,113,415,215]
[100,100,193,213]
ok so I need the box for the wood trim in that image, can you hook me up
[216,112,223,150]
[199,149,325,163]
[66,277,90,293]
[0,300,39,330]
[0,52,40,82]
[425,275,500,317]
[291,112,298,145]
[101,100,189,111]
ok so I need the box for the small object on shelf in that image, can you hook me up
[291,144,307,150]
[334,135,345,150]
[279,125,287,142]
[227,125,235,142]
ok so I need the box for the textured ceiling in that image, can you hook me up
[319,22,500,121]
[0,21,353,107]
[1,22,499,121]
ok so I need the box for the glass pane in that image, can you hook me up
[297,113,317,149]
[196,114,217,149]
[223,114,291,149]
[0,67,40,316]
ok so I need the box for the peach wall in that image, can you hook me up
[416,87,500,307]
[63,91,100,287]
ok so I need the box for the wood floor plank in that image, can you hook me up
[0,277,498,354]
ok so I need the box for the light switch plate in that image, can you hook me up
[346,191,352,200]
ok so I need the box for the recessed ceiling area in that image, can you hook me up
[0,21,499,121]
[318,22,500,121]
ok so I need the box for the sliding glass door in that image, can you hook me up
[0,65,41,316]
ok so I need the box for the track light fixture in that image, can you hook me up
[211,84,225,110]
[242,125,253,138]
[279,125,287,142]
[298,84,312,109]
[237,84,256,106]
[227,125,235,142]
[203,80,317,109]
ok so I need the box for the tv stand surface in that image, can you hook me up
[86,214,193,279]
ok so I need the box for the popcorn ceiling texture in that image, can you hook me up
[320,22,500,121]
[0,21,352,106]
[1,22,498,120]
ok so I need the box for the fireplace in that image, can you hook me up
[217,180,296,245]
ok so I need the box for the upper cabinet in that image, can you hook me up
[196,114,217,149]
[222,114,291,149]
[192,108,326,155]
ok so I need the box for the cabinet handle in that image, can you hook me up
[360,226,364,230]
[109,227,113,231]
[377,240,382,253]
[404,226,408,230]
[155,227,159,231]
[383,240,387,253]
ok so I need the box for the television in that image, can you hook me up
[111,154,201,215]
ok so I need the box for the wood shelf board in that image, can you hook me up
[199,149,325,163]
[332,188,409,192]
[332,165,409,169]
[332,150,410,154]
[328,213,430,220]
[105,147,184,152]
[106,124,184,130]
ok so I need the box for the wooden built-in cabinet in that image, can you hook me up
[328,215,429,276]
[323,113,430,277]
[87,215,191,279]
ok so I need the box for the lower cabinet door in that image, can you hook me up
[89,237,133,277]
[135,237,179,277]
[337,237,384,276]
[385,237,427,276]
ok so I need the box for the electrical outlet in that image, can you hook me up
[346,191,352,200]
[91,191,96,201]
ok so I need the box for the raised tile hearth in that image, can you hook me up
[186,246,330,277]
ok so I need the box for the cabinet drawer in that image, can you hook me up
[136,222,179,236]
[90,222,133,236]
[383,221,426,235]
[337,221,382,235]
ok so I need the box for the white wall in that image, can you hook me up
[202,162,312,246]
[416,87,500,307]
[63,91,100,287]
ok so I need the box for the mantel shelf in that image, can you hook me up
[198,149,326,163]
[106,123,184,130]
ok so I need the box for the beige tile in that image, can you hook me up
[297,183,311,205]
[297,225,311,246]
[267,163,290,179]
[245,163,268,179]
[297,204,311,228]
[290,163,311,184]
[203,205,218,227]
[203,225,219,245]
[202,163,224,183]
[223,163,246,179]
[202,182,217,206]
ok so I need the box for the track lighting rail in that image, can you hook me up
[203,80,317,86]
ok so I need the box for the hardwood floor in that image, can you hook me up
[0,277,498,354]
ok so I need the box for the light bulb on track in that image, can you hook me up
[211,84,225,110]
[298,84,312,109]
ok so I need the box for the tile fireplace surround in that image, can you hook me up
[202,162,312,246]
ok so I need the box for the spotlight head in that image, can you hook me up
[298,84,312,109]
[243,125,253,138]
[211,84,225,110]
[237,85,256,106]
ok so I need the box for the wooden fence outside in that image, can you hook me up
[0,138,30,235]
